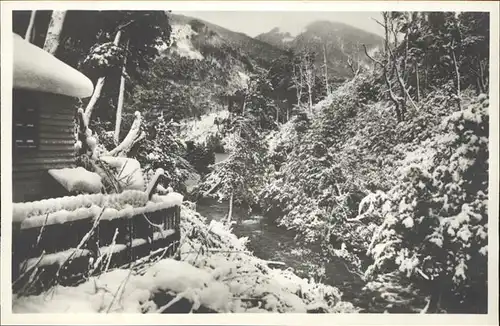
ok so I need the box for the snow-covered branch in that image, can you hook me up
[114,40,130,145]
[108,111,144,157]
[84,30,123,125]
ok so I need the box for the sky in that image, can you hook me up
[174,11,384,38]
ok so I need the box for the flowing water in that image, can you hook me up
[195,198,373,311]
[195,136,433,313]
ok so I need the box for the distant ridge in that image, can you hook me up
[256,20,384,78]
[169,13,286,68]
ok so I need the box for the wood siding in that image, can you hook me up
[13,91,77,202]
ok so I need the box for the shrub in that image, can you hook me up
[132,118,194,192]
[363,95,489,312]
[356,75,380,104]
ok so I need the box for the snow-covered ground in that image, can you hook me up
[169,24,204,60]
[13,205,358,313]
[13,258,231,313]
[179,110,229,145]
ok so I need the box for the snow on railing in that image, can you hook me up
[12,191,184,295]
[12,190,183,224]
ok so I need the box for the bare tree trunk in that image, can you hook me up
[242,96,247,116]
[475,78,482,95]
[307,81,313,111]
[384,13,417,115]
[114,40,129,145]
[424,60,428,94]
[402,35,409,103]
[415,60,420,102]
[25,10,37,42]
[392,53,418,113]
[43,11,66,55]
[303,54,315,111]
[292,66,298,105]
[347,56,359,78]
[450,41,461,110]
[299,69,304,105]
[227,192,234,224]
[479,59,487,92]
[84,30,122,125]
[323,43,329,95]
[403,34,409,81]
[420,52,426,98]
[84,78,106,125]
[363,44,403,122]
[293,64,303,106]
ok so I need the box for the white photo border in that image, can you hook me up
[1,1,498,325]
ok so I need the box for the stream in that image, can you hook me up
[195,198,372,311]
[191,154,426,312]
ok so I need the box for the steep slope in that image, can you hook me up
[169,13,286,68]
[131,13,286,122]
[255,27,295,49]
[256,20,383,78]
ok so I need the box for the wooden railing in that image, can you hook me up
[12,204,181,293]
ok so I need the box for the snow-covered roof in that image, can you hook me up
[13,33,94,98]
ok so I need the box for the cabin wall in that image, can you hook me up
[13,92,77,202]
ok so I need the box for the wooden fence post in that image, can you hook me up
[175,205,181,260]
[127,218,134,266]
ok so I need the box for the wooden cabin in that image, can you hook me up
[10,35,185,289]
[12,33,94,202]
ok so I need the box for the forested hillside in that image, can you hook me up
[198,11,491,313]
[256,20,383,79]
[11,10,491,314]
[170,14,286,68]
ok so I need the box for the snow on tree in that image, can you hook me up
[363,95,489,312]
[198,116,267,221]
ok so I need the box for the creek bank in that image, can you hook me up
[184,170,426,313]
[193,198,377,311]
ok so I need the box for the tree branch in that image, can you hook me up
[108,111,143,157]
[114,39,130,145]
[371,17,386,29]
[347,56,360,77]
[363,44,383,67]
[364,44,403,121]
[450,39,461,110]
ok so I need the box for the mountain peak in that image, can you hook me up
[304,20,383,41]
[255,20,383,78]
[167,13,286,69]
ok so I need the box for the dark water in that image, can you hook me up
[195,198,369,310]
